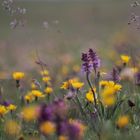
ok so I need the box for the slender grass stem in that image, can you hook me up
[75,94,87,122]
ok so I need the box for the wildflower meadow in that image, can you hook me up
[1,0,140,140]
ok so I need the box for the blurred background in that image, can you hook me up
[0,0,140,74]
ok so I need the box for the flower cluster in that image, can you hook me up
[100,80,122,106]
[0,48,140,140]
[61,78,84,91]
[81,48,100,74]
[38,99,86,140]
[0,103,17,117]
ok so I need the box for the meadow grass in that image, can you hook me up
[1,0,140,140]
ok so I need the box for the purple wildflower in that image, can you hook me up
[38,99,85,140]
[68,123,80,140]
[38,104,54,122]
[81,49,100,74]
[106,68,120,82]
[38,99,67,123]
[88,48,100,73]
[81,53,92,74]
[57,121,81,140]
[53,99,68,120]
[2,100,12,107]
[57,121,68,135]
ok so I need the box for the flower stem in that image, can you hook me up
[86,73,97,108]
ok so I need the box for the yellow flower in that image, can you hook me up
[120,55,130,64]
[31,83,37,90]
[71,82,84,90]
[58,135,68,140]
[61,82,69,90]
[86,91,94,103]
[101,84,118,106]
[21,106,38,121]
[114,84,122,92]
[107,81,117,87]
[40,70,49,76]
[4,120,21,135]
[24,95,31,102]
[86,88,97,103]
[40,121,56,135]
[101,87,115,98]
[44,87,53,95]
[24,92,34,102]
[61,78,84,90]
[100,80,108,87]
[117,115,129,128]
[100,80,122,92]
[42,76,51,83]
[102,96,116,107]
[7,104,17,111]
[12,72,25,80]
[0,105,8,116]
[31,90,45,98]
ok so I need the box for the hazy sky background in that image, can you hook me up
[0,0,139,72]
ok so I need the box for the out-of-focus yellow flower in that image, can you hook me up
[100,80,122,92]
[61,82,69,90]
[7,104,17,111]
[85,88,97,103]
[61,65,69,76]
[40,70,49,76]
[61,78,84,90]
[21,106,38,121]
[117,115,129,128]
[31,83,38,90]
[114,84,122,92]
[31,90,45,98]
[100,80,122,106]
[86,91,94,103]
[12,72,25,80]
[24,92,34,102]
[58,135,68,140]
[25,95,32,102]
[131,67,138,73]
[0,105,8,116]
[107,81,122,92]
[42,76,51,83]
[100,80,108,87]
[44,87,53,95]
[101,87,115,98]
[120,55,131,64]
[71,82,84,90]
[100,81,121,107]
[4,120,21,135]
[40,121,56,135]
[102,96,116,107]
[72,65,80,73]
